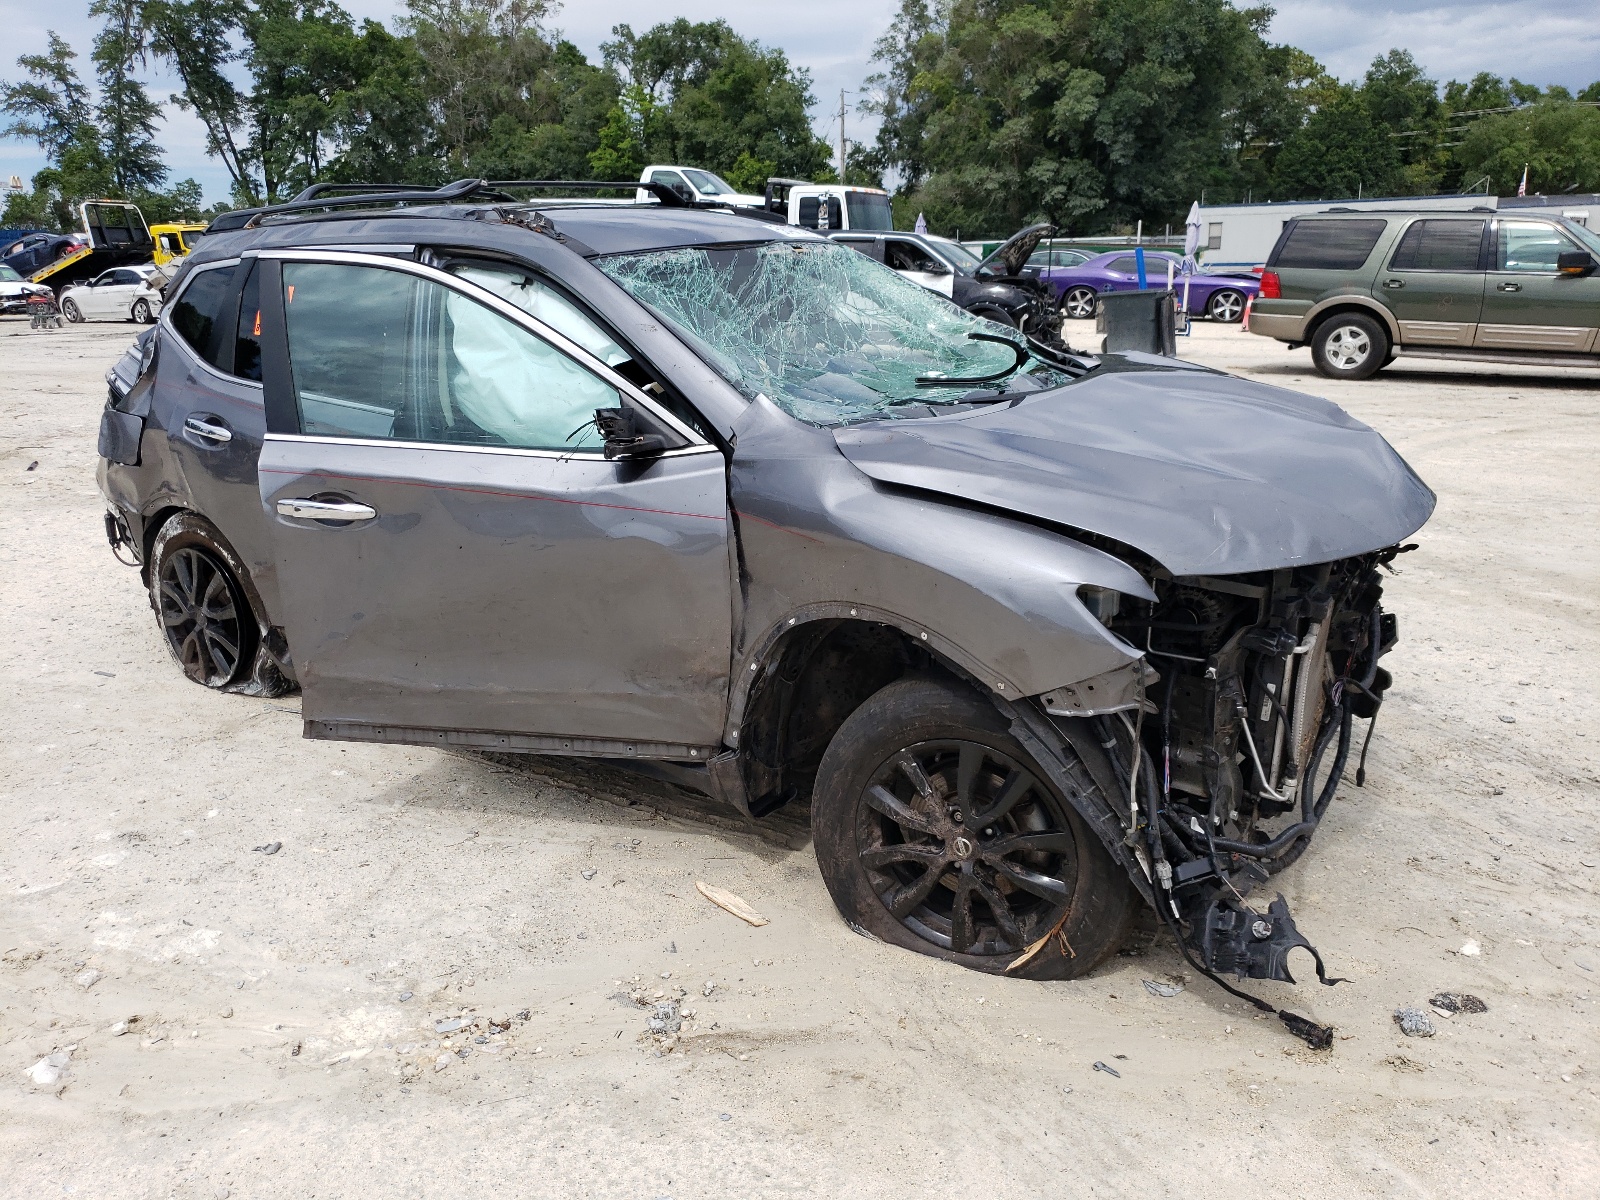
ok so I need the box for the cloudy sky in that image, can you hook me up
[4,0,1598,205]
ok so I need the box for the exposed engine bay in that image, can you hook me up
[1055,549,1409,1036]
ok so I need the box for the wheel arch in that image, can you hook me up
[1305,296,1399,344]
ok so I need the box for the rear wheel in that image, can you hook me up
[1206,288,1246,323]
[149,514,257,689]
[61,297,83,323]
[1311,312,1390,380]
[132,298,153,323]
[1061,286,1097,320]
[812,677,1138,979]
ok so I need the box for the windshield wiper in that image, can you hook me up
[915,331,1028,387]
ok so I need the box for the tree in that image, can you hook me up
[602,19,831,183]
[1360,49,1442,192]
[1,32,94,163]
[1271,85,1405,199]
[1454,101,1600,195]
[867,0,1302,236]
[90,0,168,193]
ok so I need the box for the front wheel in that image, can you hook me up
[61,297,83,323]
[1207,288,1246,323]
[132,298,153,323]
[1311,312,1390,380]
[812,677,1138,979]
[1061,286,1097,320]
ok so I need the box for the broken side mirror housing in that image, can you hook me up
[594,407,669,461]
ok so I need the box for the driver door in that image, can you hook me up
[255,251,733,754]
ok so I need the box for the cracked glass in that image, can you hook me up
[597,240,1070,426]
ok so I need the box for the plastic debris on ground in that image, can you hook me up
[1394,1007,1437,1037]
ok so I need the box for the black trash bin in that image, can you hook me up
[1096,289,1177,356]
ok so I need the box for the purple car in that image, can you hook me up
[1041,250,1259,323]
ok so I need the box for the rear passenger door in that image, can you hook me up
[1478,219,1600,352]
[157,258,279,609]
[254,251,733,754]
[1374,217,1487,346]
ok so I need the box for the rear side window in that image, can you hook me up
[1271,220,1388,269]
[1389,220,1486,271]
[234,263,262,382]
[169,264,239,373]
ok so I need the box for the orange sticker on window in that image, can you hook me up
[286,284,295,303]
[252,309,261,336]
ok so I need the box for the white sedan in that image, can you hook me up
[60,265,165,324]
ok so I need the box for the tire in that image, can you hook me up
[132,298,153,323]
[812,676,1139,979]
[148,513,260,690]
[1206,288,1246,323]
[1061,286,1097,320]
[61,297,83,323]
[1311,312,1390,380]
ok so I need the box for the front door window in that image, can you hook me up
[281,262,616,450]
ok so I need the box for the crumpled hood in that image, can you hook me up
[832,360,1436,577]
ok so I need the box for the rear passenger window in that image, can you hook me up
[282,261,617,451]
[1389,220,1485,271]
[233,263,262,382]
[1271,220,1388,270]
[170,264,239,372]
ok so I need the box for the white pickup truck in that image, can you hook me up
[762,178,894,231]
[636,165,765,209]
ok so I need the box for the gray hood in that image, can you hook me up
[832,359,1435,577]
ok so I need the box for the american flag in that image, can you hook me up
[1517,165,1528,197]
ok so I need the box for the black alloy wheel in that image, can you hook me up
[156,545,249,687]
[857,739,1075,957]
[813,676,1137,979]
[1061,286,1097,320]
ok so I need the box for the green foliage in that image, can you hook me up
[603,19,831,182]
[867,0,1317,236]
[1454,101,1600,195]
[90,0,168,193]
[1,32,94,162]
[1271,86,1405,199]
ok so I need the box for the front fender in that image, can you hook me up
[726,401,1154,743]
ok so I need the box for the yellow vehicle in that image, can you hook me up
[150,222,207,266]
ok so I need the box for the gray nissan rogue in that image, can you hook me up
[96,180,1434,1026]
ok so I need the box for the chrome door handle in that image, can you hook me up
[1497,282,1522,292]
[183,415,232,443]
[1383,279,1405,289]
[276,498,377,521]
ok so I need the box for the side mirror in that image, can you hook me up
[1557,250,1595,276]
[594,407,667,461]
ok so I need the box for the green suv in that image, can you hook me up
[1249,209,1600,379]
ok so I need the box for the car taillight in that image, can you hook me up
[1259,270,1281,299]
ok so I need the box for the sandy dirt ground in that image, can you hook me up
[2,311,1597,1199]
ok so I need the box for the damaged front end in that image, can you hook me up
[1041,550,1406,998]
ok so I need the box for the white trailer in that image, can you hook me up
[1196,194,1498,269]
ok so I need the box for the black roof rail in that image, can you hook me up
[206,177,691,233]
[290,181,447,203]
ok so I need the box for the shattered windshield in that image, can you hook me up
[596,239,1072,425]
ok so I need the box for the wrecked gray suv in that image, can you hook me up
[97,180,1434,1014]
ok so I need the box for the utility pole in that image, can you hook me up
[837,89,849,183]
